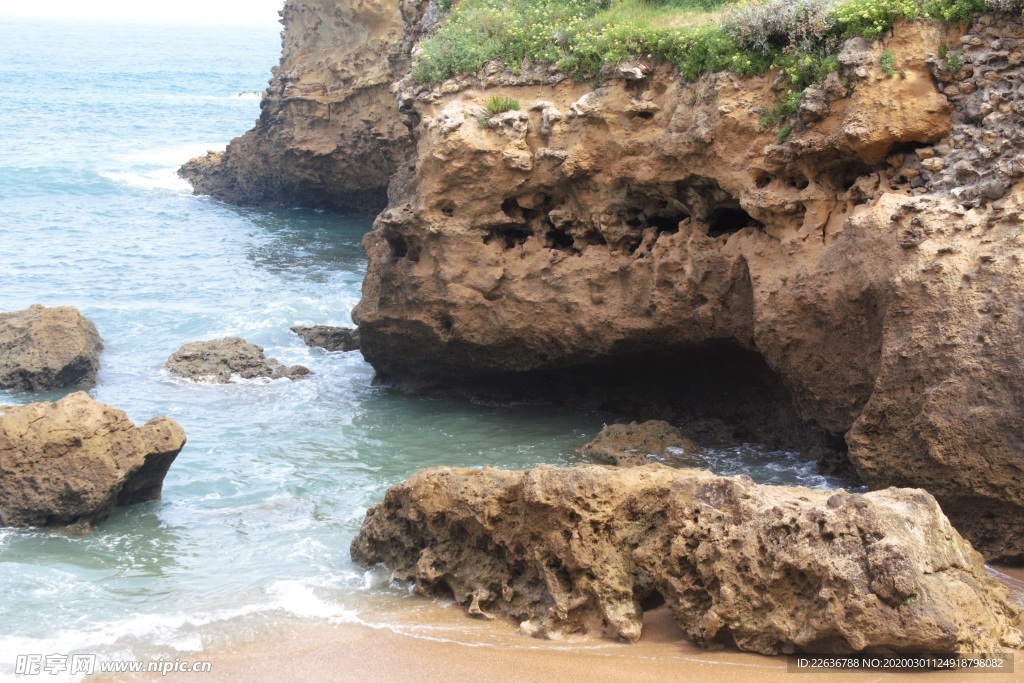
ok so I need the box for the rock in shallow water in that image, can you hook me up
[290,325,360,352]
[351,465,1021,655]
[164,337,311,383]
[0,304,103,391]
[580,420,702,467]
[0,392,186,528]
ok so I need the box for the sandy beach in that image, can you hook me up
[98,566,1024,683]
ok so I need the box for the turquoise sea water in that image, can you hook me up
[0,20,853,679]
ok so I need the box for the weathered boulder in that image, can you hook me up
[291,325,360,352]
[0,305,103,391]
[0,392,186,527]
[164,337,311,383]
[580,420,702,467]
[352,465,1022,655]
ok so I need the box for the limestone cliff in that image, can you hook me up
[179,0,429,212]
[352,18,1024,561]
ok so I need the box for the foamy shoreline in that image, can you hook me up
[98,568,1024,683]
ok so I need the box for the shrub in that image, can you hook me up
[485,94,521,115]
[412,0,1024,130]
[880,48,896,77]
[945,50,963,72]
[721,0,839,58]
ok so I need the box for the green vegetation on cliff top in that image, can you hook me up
[415,0,1023,105]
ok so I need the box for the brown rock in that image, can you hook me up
[0,392,186,527]
[0,305,103,391]
[164,337,311,383]
[177,0,429,213]
[579,420,702,467]
[291,325,360,352]
[352,465,1022,654]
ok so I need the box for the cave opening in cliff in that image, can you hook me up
[449,342,856,483]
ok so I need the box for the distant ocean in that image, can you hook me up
[0,20,858,681]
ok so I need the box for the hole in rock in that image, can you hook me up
[787,175,810,190]
[636,111,655,120]
[386,234,408,260]
[439,200,456,217]
[707,207,763,237]
[638,588,667,611]
[648,213,684,234]
[501,197,523,220]
[829,160,875,192]
[545,226,576,251]
[754,174,772,189]
[484,226,532,249]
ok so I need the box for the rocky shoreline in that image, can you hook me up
[171,0,1024,660]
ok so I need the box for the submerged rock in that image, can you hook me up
[580,420,702,467]
[0,304,103,391]
[164,337,311,383]
[291,325,360,352]
[0,392,186,528]
[352,465,1021,655]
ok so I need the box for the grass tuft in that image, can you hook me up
[485,95,521,115]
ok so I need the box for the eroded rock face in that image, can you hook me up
[351,19,1024,560]
[178,0,429,212]
[351,465,1022,655]
[0,305,103,391]
[291,325,360,352]
[0,392,186,527]
[580,420,702,467]
[165,337,311,383]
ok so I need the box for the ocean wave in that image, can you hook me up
[0,579,360,682]
[100,169,192,193]
[116,144,225,167]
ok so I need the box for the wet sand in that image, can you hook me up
[101,566,1024,683]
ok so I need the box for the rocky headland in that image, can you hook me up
[177,0,429,213]
[0,304,103,391]
[0,392,186,528]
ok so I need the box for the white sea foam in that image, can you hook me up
[0,579,360,681]
[100,169,192,193]
[116,144,225,167]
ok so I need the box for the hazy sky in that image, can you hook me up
[0,0,287,26]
